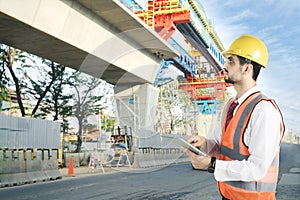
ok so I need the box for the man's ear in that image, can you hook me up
[243,63,253,74]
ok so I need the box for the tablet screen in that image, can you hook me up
[162,135,206,156]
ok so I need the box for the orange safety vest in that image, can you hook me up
[218,92,285,200]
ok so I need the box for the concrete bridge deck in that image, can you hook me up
[0,0,178,91]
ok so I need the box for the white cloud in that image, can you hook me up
[200,0,300,134]
[229,9,258,22]
[213,24,249,48]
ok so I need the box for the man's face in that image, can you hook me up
[223,55,243,84]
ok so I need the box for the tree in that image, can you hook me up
[68,71,110,152]
[156,80,194,135]
[38,61,74,134]
[0,44,65,117]
[25,58,67,117]
[0,44,10,110]
[0,43,114,145]
[1,46,30,116]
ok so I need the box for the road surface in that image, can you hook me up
[0,163,299,200]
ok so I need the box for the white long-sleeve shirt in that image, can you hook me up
[207,86,283,182]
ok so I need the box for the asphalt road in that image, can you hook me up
[0,163,298,200]
[0,163,218,200]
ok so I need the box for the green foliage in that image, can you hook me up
[102,116,116,132]
[0,44,32,116]
[0,45,9,88]
[0,87,9,110]
[0,45,10,110]
[36,59,73,120]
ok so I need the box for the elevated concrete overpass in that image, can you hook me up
[0,0,181,153]
[0,0,178,92]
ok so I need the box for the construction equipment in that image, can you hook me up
[135,0,190,40]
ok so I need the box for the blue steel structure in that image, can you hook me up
[167,37,198,76]
[121,0,226,114]
[194,99,219,115]
[153,60,175,86]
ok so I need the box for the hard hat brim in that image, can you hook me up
[222,50,234,58]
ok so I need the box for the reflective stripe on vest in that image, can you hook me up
[223,156,279,193]
[224,181,276,192]
[218,92,284,199]
[220,92,264,160]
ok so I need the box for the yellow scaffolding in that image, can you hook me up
[136,0,189,27]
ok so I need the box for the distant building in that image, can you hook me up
[0,88,35,117]
[282,130,300,144]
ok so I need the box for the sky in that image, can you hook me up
[199,0,300,135]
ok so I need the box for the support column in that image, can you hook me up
[114,83,159,149]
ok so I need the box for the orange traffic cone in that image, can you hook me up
[68,157,74,176]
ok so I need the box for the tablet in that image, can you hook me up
[162,135,206,156]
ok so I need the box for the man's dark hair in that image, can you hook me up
[238,56,262,81]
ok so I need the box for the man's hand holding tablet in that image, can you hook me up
[162,134,206,156]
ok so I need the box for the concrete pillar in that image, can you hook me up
[114,83,160,149]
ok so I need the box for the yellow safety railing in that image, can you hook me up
[187,0,224,52]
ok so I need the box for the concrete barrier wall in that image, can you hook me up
[64,152,90,167]
[61,148,188,169]
[0,115,62,187]
[0,149,62,188]
[133,143,300,171]
[133,148,189,168]
[42,149,62,180]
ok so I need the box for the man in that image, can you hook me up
[186,34,285,200]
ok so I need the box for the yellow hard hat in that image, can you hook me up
[222,34,268,68]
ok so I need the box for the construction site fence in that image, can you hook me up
[0,148,62,188]
[0,114,60,149]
